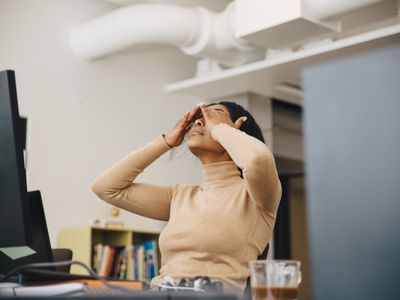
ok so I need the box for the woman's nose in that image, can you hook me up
[194,118,204,127]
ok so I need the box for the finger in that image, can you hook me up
[234,116,247,129]
[184,125,192,133]
[178,111,189,122]
[191,109,203,122]
[187,105,202,123]
[186,106,204,128]
[183,110,190,121]
[198,103,209,120]
[177,111,190,128]
[186,107,198,123]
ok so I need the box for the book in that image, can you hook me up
[92,243,103,273]
[104,246,115,277]
[92,241,159,282]
[137,244,145,281]
[143,240,158,282]
[98,245,110,276]
[119,247,128,280]
[126,245,133,280]
[112,247,124,279]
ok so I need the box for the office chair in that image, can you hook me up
[243,244,269,300]
[51,248,73,273]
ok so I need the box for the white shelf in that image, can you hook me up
[165,23,400,105]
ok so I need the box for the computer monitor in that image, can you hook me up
[0,191,54,274]
[0,70,54,275]
[0,70,31,247]
[303,43,400,299]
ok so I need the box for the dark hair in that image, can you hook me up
[212,101,265,143]
[207,101,265,178]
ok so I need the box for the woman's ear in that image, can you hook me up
[234,116,247,129]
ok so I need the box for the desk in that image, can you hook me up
[0,291,239,300]
[1,270,239,299]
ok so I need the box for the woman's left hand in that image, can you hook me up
[199,104,247,131]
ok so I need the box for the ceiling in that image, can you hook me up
[104,0,232,12]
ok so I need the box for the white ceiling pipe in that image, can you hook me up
[304,0,389,20]
[70,3,264,67]
[70,4,201,60]
[181,2,264,66]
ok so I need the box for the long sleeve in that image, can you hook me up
[211,123,281,213]
[92,135,175,221]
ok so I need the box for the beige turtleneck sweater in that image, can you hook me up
[92,123,281,294]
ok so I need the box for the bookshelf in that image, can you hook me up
[59,227,160,282]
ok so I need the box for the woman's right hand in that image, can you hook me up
[164,105,202,148]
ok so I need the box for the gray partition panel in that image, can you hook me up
[303,42,400,300]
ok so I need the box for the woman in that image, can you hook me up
[92,102,281,294]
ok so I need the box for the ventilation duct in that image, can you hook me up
[70,0,391,66]
[304,0,387,20]
[69,2,264,67]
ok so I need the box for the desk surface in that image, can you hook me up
[1,271,239,299]
[0,290,239,300]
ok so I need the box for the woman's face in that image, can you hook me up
[187,104,232,159]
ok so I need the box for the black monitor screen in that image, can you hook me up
[0,191,54,274]
[0,70,31,247]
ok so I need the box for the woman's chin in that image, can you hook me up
[187,137,202,148]
[187,141,199,151]
[187,141,204,156]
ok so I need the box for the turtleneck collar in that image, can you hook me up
[201,161,241,190]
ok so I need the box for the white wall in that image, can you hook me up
[0,0,203,246]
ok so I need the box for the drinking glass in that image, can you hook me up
[249,260,301,300]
